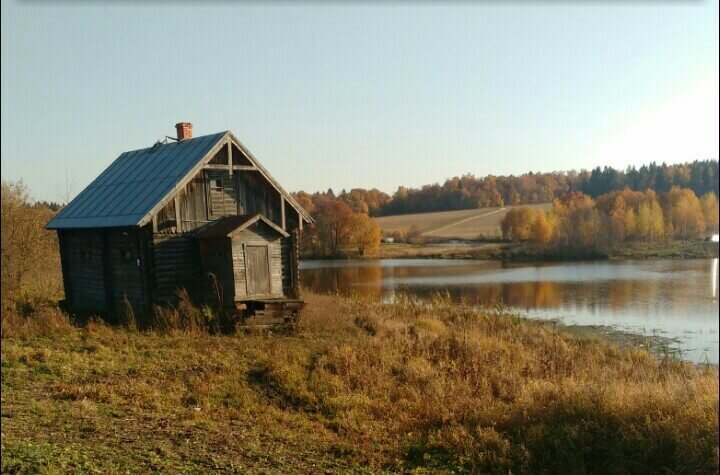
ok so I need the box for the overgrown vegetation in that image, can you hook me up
[2,293,718,473]
[1,181,63,312]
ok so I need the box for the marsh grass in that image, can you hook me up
[1,292,718,473]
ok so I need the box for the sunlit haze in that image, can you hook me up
[1,1,718,202]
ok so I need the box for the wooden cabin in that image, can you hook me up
[46,122,313,324]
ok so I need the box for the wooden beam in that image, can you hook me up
[174,195,182,233]
[138,132,230,227]
[281,196,286,230]
[227,141,233,176]
[203,164,257,171]
[152,215,158,234]
[226,133,314,223]
[298,209,303,231]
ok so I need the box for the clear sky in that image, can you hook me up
[2,1,718,202]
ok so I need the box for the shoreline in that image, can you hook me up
[560,323,717,368]
[302,240,719,262]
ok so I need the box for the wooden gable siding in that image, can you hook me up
[236,171,282,224]
[179,176,210,231]
[207,142,252,166]
[155,175,209,234]
[205,170,238,219]
[152,143,291,235]
[154,169,285,234]
[231,223,283,300]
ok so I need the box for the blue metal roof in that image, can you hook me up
[46,132,227,229]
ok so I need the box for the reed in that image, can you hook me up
[1,292,717,473]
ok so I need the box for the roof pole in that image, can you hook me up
[227,141,232,177]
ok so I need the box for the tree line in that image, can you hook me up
[297,160,718,217]
[500,187,719,252]
[292,191,383,258]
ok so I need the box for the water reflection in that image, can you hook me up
[300,259,720,364]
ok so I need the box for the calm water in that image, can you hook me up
[300,258,720,364]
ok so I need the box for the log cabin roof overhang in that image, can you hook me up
[195,214,290,239]
[46,131,314,230]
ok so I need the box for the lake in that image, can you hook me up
[300,258,720,364]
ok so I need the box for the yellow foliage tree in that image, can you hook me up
[347,213,382,256]
[636,203,651,241]
[623,208,637,240]
[531,210,554,245]
[700,192,719,234]
[649,200,665,242]
[666,187,706,239]
[501,206,537,242]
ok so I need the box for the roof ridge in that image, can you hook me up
[118,130,228,156]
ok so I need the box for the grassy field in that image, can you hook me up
[2,293,718,473]
[375,204,552,240]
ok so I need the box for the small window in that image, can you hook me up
[210,178,222,191]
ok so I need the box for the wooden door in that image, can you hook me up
[245,245,271,296]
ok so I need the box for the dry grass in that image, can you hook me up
[376,204,552,240]
[1,293,718,473]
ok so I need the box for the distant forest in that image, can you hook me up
[296,160,719,217]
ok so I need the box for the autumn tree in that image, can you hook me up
[312,197,354,256]
[1,181,62,305]
[666,186,706,239]
[551,192,597,248]
[700,192,719,234]
[347,213,382,256]
[531,210,554,245]
[637,203,651,241]
[631,194,666,243]
[501,206,537,241]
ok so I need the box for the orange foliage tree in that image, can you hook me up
[296,191,384,257]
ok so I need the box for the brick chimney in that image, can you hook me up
[175,122,193,141]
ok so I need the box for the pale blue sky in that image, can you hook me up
[2,1,718,202]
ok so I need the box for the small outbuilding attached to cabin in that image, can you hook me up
[46,122,313,324]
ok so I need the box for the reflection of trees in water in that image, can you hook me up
[301,264,705,312]
[300,265,383,298]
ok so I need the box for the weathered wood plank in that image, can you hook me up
[203,164,256,171]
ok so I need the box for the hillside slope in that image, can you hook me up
[375,203,552,240]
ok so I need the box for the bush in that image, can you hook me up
[1,181,62,306]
